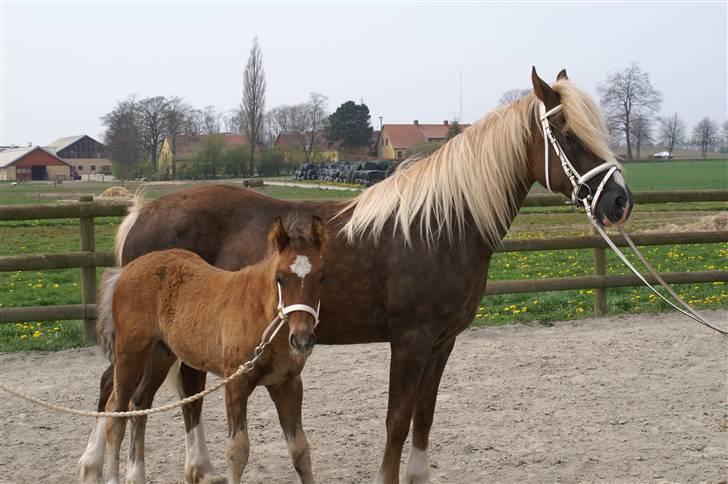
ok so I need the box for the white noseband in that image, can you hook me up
[276,282,320,327]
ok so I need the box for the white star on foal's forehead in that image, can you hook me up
[290,255,312,279]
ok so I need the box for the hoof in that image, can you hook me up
[77,460,104,484]
[185,465,225,484]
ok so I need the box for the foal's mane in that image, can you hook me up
[340,80,614,247]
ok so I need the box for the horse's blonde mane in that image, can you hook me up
[340,80,614,246]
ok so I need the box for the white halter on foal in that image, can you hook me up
[259,283,321,347]
[539,101,727,336]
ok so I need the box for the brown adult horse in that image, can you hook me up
[98,68,633,483]
[78,217,326,483]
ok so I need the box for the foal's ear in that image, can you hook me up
[311,215,327,248]
[269,217,290,252]
[556,69,569,81]
[531,66,559,107]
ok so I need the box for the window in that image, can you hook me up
[385,139,389,146]
[90,165,96,171]
[397,151,403,160]
[101,165,111,174]
[77,165,83,171]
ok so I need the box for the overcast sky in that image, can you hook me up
[1,1,726,145]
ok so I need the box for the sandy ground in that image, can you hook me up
[0,311,726,483]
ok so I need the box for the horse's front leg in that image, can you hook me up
[376,326,434,484]
[404,339,456,484]
[267,374,314,483]
[224,375,252,484]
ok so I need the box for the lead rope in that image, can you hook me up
[538,100,726,337]
[0,284,321,417]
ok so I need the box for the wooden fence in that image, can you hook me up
[1,190,726,343]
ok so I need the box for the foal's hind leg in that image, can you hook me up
[267,375,313,484]
[126,350,177,484]
[78,365,115,483]
[404,339,455,484]
[106,347,153,484]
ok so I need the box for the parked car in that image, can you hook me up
[652,151,673,159]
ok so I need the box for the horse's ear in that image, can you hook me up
[311,216,327,248]
[531,66,559,106]
[556,69,568,81]
[269,217,290,252]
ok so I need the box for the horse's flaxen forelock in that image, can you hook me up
[552,80,618,165]
[340,80,615,247]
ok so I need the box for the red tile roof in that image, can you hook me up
[172,133,249,160]
[382,123,461,149]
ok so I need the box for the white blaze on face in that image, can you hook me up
[290,255,312,279]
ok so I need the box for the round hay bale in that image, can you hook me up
[99,186,131,198]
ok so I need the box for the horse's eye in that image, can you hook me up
[565,131,577,142]
[319,274,326,284]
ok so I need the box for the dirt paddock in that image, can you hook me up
[1,311,726,483]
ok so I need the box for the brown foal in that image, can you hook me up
[78,217,326,484]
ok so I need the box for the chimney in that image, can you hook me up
[413,120,419,126]
[443,120,449,126]
[27,141,32,147]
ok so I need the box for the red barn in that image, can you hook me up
[0,146,72,181]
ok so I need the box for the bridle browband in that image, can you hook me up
[538,101,727,337]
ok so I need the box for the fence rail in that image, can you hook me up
[1,189,727,341]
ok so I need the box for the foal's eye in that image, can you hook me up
[564,131,578,142]
[319,274,326,284]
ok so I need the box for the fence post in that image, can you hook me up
[79,195,97,343]
[592,226,608,316]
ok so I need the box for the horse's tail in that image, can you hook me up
[96,268,123,363]
[114,191,145,265]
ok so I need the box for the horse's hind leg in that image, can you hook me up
[167,362,223,483]
[78,364,115,482]
[404,339,455,484]
[267,375,313,484]
[126,349,177,484]
[105,346,153,484]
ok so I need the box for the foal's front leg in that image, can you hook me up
[267,375,314,484]
[224,376,252,484]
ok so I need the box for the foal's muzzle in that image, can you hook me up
[289,332,316,354]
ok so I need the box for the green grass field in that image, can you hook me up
[622,159,727,191]
[1,161,726,352]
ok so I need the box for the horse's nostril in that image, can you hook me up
[615,196,626,209]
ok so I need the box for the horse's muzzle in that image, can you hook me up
[290,333,316,354]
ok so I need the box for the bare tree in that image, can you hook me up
[268,103,308,141]
[201,105,220,134]
[721,120,728,147]
[692,117,718,159]
[222,108,242,134]
[241,37,266,175]
[102,94,143,178]
[657,113,686,156]
[163,96,192,178]
[497,88,531,106]
[185,109,204,135]
[302,93,329,162]
[629,114,653,160]
[138,96,169,169]
[597,63,662,160]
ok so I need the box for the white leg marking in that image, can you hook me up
[126,459,145,484]
[404,446,430,484]
[290,255,311,279]
[185,417,214,475]
[78,417,106,483]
